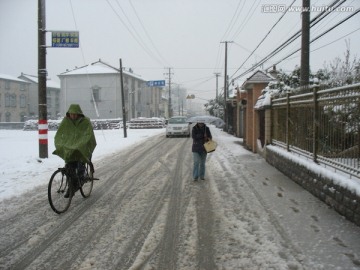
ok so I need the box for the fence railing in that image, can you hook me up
[271,83,360,179]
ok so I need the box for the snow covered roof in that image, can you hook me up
[0,73,28,83]
[254,81,290,110]
[242,70,275,90]
[59,60,146,81]
[19,73,60,89]
[59,64,117,76]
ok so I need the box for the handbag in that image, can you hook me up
[204,139,217,153]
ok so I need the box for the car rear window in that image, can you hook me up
[169,118,187,124]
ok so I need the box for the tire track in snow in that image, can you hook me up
[6,135,168,269]
[114,138,191,269]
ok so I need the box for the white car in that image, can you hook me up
[166,116,190,137]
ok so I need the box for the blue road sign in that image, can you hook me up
[147,80,166,87]
[52,31,79,48]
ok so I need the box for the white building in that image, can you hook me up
[58,60,167,120]
[18,73,61,119]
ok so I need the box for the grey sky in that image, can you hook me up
[1,0,359,101]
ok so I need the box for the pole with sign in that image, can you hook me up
[38,0,48,158]
[37,0,80,159]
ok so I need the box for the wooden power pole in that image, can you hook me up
[300,0,310,88]
[38,0,48,158]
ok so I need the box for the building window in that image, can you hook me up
[5,81,10,89]
[20,83,25,91]
[5,93,10,107]
[91,85,101,102]
[47,97,52,108]
[20,112,26,122]
[11,94,16,107]
[5,112,11,122]
[20,94,26,108]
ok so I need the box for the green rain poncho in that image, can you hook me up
[53,104,97,163]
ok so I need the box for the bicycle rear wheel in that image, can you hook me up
[48,169,72,214]
[80,163,94,198]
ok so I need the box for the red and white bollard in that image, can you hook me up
[38,119,48,158]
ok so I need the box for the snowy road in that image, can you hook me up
[1,127,360,269]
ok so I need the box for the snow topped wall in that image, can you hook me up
[266,146,360,227]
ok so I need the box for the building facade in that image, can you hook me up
[18,73,61,119]
[0,74,30,122]
[58,60,167,120]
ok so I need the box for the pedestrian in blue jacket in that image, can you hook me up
[192,121,212,180]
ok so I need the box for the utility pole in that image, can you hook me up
[119,59,127,138]
[164,68,173,118]
[221,41,232,132]
[300,0,310,88]
[214,72,220,103]
[38,0,48,158]
[177,86,180,116]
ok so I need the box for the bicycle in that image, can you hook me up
[48,161,97,214]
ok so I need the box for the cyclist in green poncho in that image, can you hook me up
[53,104,97,197]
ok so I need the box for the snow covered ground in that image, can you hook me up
[2,125,359,201]
[0,128,164,200]
[1,126,360,269]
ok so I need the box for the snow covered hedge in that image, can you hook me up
[23,117,166,131]
[23,119,125,131]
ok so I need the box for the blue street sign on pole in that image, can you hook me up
[51,31,79,48]
[146,80,166,87]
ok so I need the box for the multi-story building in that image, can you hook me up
[18,73,61,119]
[0,74,30,122]
[58,60,167,120]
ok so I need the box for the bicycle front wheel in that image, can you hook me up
[80,163,94,198]
[48,169,72,214]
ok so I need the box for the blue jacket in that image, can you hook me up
[192,124,212,153]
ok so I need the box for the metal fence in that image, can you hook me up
[271,83,360,179]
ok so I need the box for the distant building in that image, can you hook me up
[58,60,167,120]
[0,74,30,122]
[18,73,61,119]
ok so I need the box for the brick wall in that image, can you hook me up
[266,146,360,227]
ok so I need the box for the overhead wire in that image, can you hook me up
[230,0,296,78]
[231,0,349,80]
[213,43,224,74]
[232,0,342,77]
[263,7,360,74]
[213,1,245,73]
[231,0,262,41]
[105,0,164,66]
[271,0,346,68]
[282,26,360,62]
[127,0,169,66]
[220,0,245,41]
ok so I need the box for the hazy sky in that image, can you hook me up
[1,0,359,101]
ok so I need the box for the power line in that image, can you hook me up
[278,26,360,63]
[231,0,354,81]
[105,0,164,66]
[231,0,262,41]
[221,0,245,41]
[264,8,360,74]
[231,0,296,78]
[127,0,169,66]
